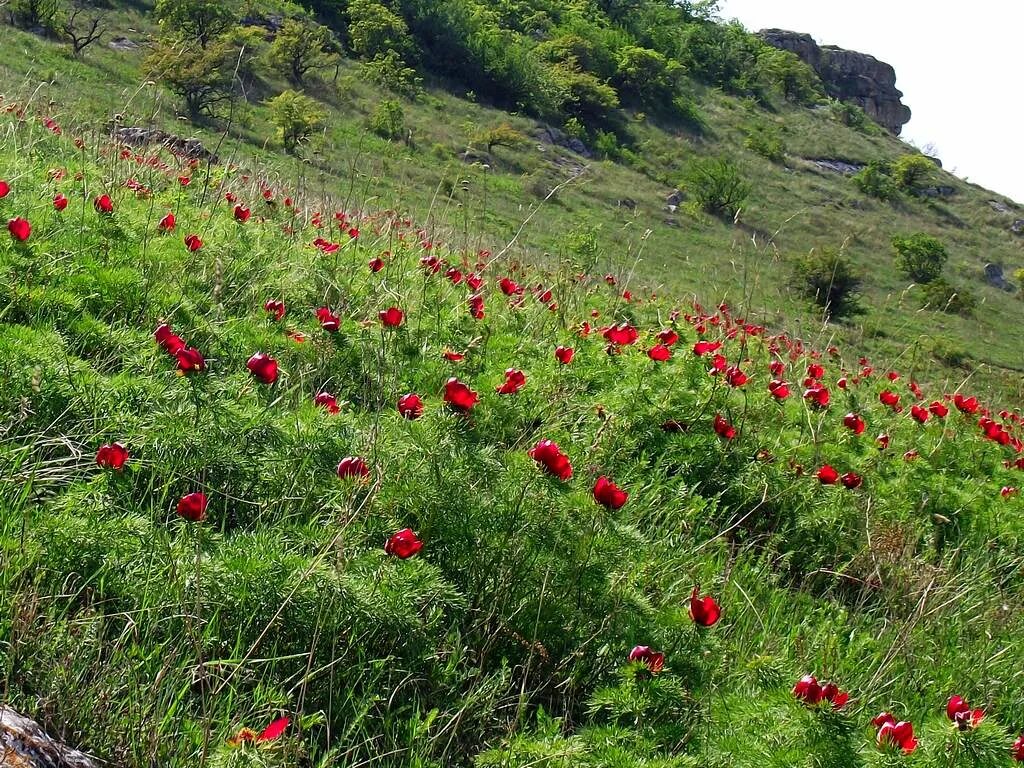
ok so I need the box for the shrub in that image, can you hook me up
[921,278,976,316]
[152,0,237,47]
[362,51,423,97]
[613,45,684,112]
[891,153,935,193]
[145,36,243,118]
[9,0,60,30]
[892,232,947,283]
[369,98,406,140]
[851,161,897,201]
[266,90,325,152]
[793,247,862,318]
[347,0,416,61]
[474,123,528,154]
[743,122,785,163]
[593,130,621,160]
[682,156,750,217]
[825,99,881,134]
[266,16,340,85]
[756,46,822,104]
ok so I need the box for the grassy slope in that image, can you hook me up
[1,9,1022,403]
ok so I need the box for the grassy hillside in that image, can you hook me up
[4,2,1024,767]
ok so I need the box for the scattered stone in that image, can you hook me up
[989,200,1011,213]
[808,158,866,175]
[0,706,99,768]
[458,150,489,165]
[617,198,636,210]
[665,204,678,213]
[531,125,591,157]
[917,185,956,199]
[666,189,684,206]
[759,29,911,134]
[111,126,218,163]
[107,36,138,51]
[1011,220,1024,235]
[984,263,1006,288]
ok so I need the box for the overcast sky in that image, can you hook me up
[718,0,1024,203]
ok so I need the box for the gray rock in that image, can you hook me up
[989,200,1011,213]
[666,188,683,206]
[0,706,99,767]
[809,158,866,175]
[918,185,956,199]
[617,198,636,210]
[759,29,911,135]
[1012,220,1024,235]
[531,125,591,157]
[112,126,218,163]
[107,36,138,51]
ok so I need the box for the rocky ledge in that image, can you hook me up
[1,707,98,768]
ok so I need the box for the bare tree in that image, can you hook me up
[62,5,107,56]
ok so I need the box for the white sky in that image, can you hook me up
[718,0,1024,203]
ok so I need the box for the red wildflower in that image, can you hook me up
[877,433,890,450]
[177,492,207,522]
[910,404,929,424]
[499,277,523,296]
[770,359,785,377]
[178,175,190,187]
[648,344,672,362]
[316,306,340,332]
[875,716,918,755]
[529,439,573,480]
[246,353,278,384]
[264,299,286,321]
[807,363,824,380]
[837,376,848,390]
[95,442,129,470]
[398,393,424,419]
[880,390,900,408]
[468,293,485,320]
[94,194,113,214]
[904,450,919,461]
[954,393,979,414]
[555,346,574,365]
[154,323,185,355]
[593,475,628,510]
[768,380,791,400]
[627,645,664,675]
[314,391,341,414]
[228,715,290,747]
[792,675,849,709]
[603,323,639,346]
[1013,734,1024,762]
[843,413,866,435]
[496,368,526,395]
[444,377,478,412]
[184,234,203,252]
[369,256,384,272]
[337,456,370,480]
[385,528,423,558]
[53,193,69,211]
[175,347,206,374]
[657,329,679,346]
[929,400,949,418]
[725,365,748,387]
[713,413,736,440]
[1001,486,1018,498]
[841,471,862,489]
[379,306,405,327]
[817,465,839,485]
[442,348,465,362]
[803,384,830,408]
[233,204,251,222]
[689,586,721,627]
[7,217,30,242]
[0,180,8,197]
[946,695,985,730]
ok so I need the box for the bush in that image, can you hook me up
[266,90,325,153]
[593,130,621,160]
[266,16,340,85]
[9,0,59,30]
[474,123,528,154]
[613,45,684,112]
[892,232,947,283]
[921,278,976,316]
[743,122,785,163]
[682,156,750,217]
[347,0,416,61]
[369,98,406,140]
[851,161,897,201]
[825,99,881,134]
[145,35,245,118]
[362,51,423,97]
[153,0,237,47]
[793,247,862,318]
[891,153,935,193]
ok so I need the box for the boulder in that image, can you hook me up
[989,200,1011,214]
[111,126,218,163]
[0,707,98,767]
[984,263,1006,288]
[531,126,591,157]
[666,189,684,206]
[107,36,138,51]
[1011,220,1024,235]
[809,158,866,175]
[759,29,911,135]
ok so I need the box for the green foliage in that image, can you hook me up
[793,246,863,318]
[347,0,416,61]
[852,161,898,201]
[931,336,970,368]
[826,99,880,134]
[8,0,59,30]
[267,16,340,85]
[145,35,246,118]
[267,89,325,152]
[892,232,948,283]
[891,154,935,193]
[921,277,976,316]
[361,50,423,96]
[369,98,406,139]
[756,46,822,104]
[743,121,786,163]
[475,122,528,154]
[613,46,684,113]
[682,155,750,217]
[153,0,238,47]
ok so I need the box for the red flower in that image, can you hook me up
[770,359,785,377]
[53,193,68,211]
[246,353,278,384]
[398,393,424,419]
[0,180,8,198]
[689,586,721,627]
[880,390,900,408]
[175,347,206,373]
[768,380,791,400]
[946,695,985,730]
[228,716,290,747]
[910,404,929,424]
[159,212,176,232]
[1002,486,1018,498]
[316,306,340,332]
[442,348,465,362]
[807,363,824,380]
[468,293,485,320]
[593,475,628,509]
[929,400,949,418]
[529,439,573,480]
[94,194,113,214]
[496,368,526,395]
[627,645,664,674]
[843,413,866,435]
[875,716,918,754]
[603,323,639,346]
[803,384,830,408]
[444,377,479,412]
[336,456,370,480]
[385,528,423,559]
[233,204,251,222]
[657,329,679,346]
[178,175,190,187]
[95,442,129,470]
[379,306,404,327]
[368,256,384,272]
[555,346,574,365]
[904,450,919,462]
[837,376,848,390]
[954,393,979,414]
[648,344,671,362]
[1013,734,1024,762]
[184,234,203,252]
[314,391,341,414]
[725,365,748,387]
[499,277,522,296]
[713,413,737,440]
[154,323,185,354]
[877,433,890,450]
[177,492,208,522]
[7,217,30,242]
[264,299,286,322]
[817,465,839,485]
[841,471,862,489]
[793,675,848,708]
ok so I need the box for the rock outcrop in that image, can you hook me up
[758,29,911,135]
[1,707,98,768]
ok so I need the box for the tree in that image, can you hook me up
[369,99,406,140]
[475,123,527,154]
[892,233,947,284]
[614,46,684,110]
[267,90,325,152]
[682,156,750,217]
[153,0,238,48]
[347,0,416,61]
[8,0,59,29]
[267,17,340,86]
[756,47,822,104]
[61,4,107,57]
[146,36,240,118]
[891,154,935,193]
